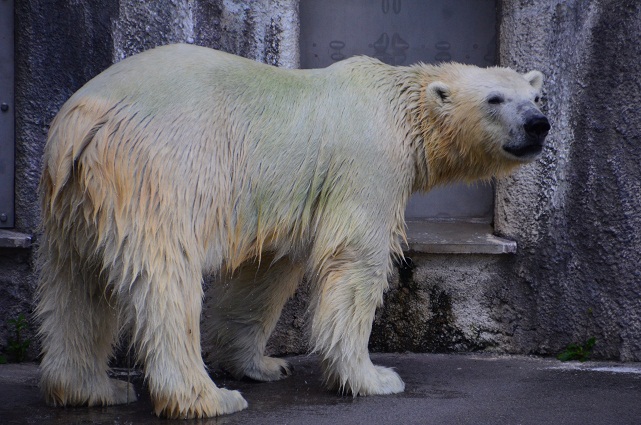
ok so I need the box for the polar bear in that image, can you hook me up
[37,44,549,418]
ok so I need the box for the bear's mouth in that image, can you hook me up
[503,143,544,158]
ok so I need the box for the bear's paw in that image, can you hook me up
[43,377,137,407]
[328,364,405,397]
[356,365,405,396]
[241,356,293,382]
[154,384,248,419]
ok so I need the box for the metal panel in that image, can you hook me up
[300,0,497,222]
[0,0,14,228]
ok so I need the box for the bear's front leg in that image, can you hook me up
[310,251,405,396]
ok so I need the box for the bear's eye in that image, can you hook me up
[534,95,541,103]
[488,95,504,105]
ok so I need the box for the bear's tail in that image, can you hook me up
[39,97,119,221]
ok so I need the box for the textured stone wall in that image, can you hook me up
[111,0,299,67]
[495,0,641,360]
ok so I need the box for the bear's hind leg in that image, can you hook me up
[37,246,136,407]
[126,255,247,418]
[203,255,303,381]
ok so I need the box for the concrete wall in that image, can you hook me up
[2,0,640,362]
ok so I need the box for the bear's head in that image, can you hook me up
[422,64,549,184]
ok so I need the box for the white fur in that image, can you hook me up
[37,44,545,418]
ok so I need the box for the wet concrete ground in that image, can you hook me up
[1,353,641,425]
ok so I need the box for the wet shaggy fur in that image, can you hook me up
[37,44,545,419]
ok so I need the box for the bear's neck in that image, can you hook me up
[382,65,433,192]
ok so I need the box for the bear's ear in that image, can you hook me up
[426,81,451,106]
[523,70,544,91]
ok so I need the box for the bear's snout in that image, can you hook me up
[524,114,550,142]
[502,112,549,160]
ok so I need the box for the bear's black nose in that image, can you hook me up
[524,115,550,139]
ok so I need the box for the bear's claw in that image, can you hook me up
[280,363,294,376]
[241,356,293,382]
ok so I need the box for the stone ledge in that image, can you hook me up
[0,224,515,253]
[0,229,32,249]
[405,221,516,254]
